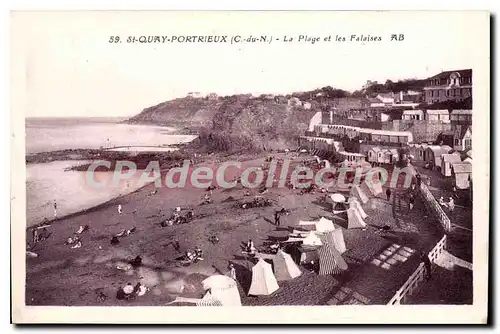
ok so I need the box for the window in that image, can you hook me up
[465,139,472,148]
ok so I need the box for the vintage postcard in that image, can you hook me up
[11,11,490,324]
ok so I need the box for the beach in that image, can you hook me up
[25,151,449,306]
[25,118,197,226]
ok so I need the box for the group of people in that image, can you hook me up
[65,225,90,249]
[243,239,257,256]
[116,282,148,300]
[161,208,194,227]
[182,247,204,264]
[439,196,455,212]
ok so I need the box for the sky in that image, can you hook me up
[11,11,488,117]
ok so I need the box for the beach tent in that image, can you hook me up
[202,275,241,306]
[348,197,368,219]
[284,236,307,243]
[361,180,383,197]
[330,193,346,203]
[166,296,222,306]
[197,291,224,306]
[302,231,323,246]
[298,217,335,233]
[248,258,279,296]
[318,232,348,275]
[347,207,367,229]
[316,217,335,233]
[350,185,369,204]
[292,229,310,237]
[299,246,320,264]
[331,228,347,254]
[273,250,302,281]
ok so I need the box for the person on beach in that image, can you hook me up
[409,194,415,211]
[448,197,455,213]
[32,228,39,244]
[386,188,392,201]
[118,204,123,215]
[274,210,281,227]
[420,251,432,280]
[246,239,256,255]
[110,236,120,245]
[53,201,58,218]
[416,173,422,187]
[228,263,237,281]
[194,247,203,260]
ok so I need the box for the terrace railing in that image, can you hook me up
[387,235,447,305]
[418,182,452,232]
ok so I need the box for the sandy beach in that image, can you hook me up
[25,151,456,306]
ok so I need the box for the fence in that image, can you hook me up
[427,234,447,263]
[406,164,452,232]
[387,235,447,305]
[418,183,452,232]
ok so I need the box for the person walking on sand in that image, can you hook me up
[228,263,236,281]
[420,251,432,280]
[118,204,123,215]
[386,188,392,201]
[408,193,415,211]
[448,197,455,213]
[274,210,281,227]
[53,201,58,219]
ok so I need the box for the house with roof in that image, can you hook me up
[452,162,472,189]
[402,109,425,121]
[408,143,430,162]
[367,147,384,164]
[376,93,395,105]
[187,92,202,98]
[424,145,453,170]
[441,153,462,177]
[423,69,472,104]
[437,130,455,147]
[453,125,472,151]
[450,109,472,123]
[425,109,450,122]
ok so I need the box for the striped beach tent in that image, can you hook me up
[196,291,223,306]
[166,296,221,306]
[318,232,348,275]
[202,275,242,306]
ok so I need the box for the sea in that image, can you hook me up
[25,117,197,227]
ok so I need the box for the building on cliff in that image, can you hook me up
[423,69,472,104]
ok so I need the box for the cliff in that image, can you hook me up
[126,95,319,152]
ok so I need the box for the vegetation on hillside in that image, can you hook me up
[125,74,443,154]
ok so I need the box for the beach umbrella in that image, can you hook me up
[330,193,346,203]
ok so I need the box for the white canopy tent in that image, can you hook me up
[202,275,242,306]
